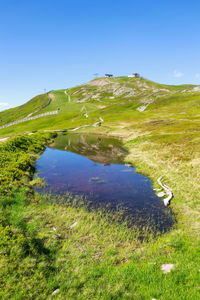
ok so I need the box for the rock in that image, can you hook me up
[157,191,166,197]
[161,263,174,274]
[90,177,100,181]
[163,197,171,206]
[192,86,200,92]
[52,289,60,296]
[96,179,105,184]
[157,176,173,206]
[125,163,132,167]
[137,105,148,112]
[89,177,105,184]
[69,222,78,229]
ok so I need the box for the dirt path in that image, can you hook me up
[64,91,71,103]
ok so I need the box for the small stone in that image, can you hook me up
[161,263,174,274]
[163,197,171,206]
[157,191,166,197]
[125,163,132,167]
[90,177,100,181]
[52,289,60,296]
[69,221,78,229]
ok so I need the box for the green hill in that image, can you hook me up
[1,77,200,299]
[1,77,200,139]
[0,93,49,127]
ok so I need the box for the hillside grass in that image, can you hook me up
[0,77,199,137]
[0,94,49,126]
[0,77,200,298]
[0,134,200,299]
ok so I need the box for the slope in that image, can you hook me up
[1,78,200,298]
[0,77,200,137]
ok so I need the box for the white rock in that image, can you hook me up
[157,176,173,206]
[125,163,132,167]
[192,86,200,92]
[157,191,166,197]
[161,263,174,274]
[69,221,78,229]
[163,195,171,206]
[52,289,60,296]
[137,105,148,112]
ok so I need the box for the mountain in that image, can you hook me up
[0,76,200,137]
[1,77,200,299]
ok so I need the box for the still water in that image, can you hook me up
[35,133,174,232]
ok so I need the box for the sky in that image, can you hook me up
[0,0,200,110]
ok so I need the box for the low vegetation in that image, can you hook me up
[0,77,199,137]
[0,134,199,299]
[0,77,200,299]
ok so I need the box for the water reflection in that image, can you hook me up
[35,133,175,233]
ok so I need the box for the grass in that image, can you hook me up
[0,93,49,126]
[0,134,199,299]
[0,77,200,298]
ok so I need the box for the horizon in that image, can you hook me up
[1,0,200,110]
[0,74,199,112]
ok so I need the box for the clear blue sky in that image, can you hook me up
[0,0,200,109]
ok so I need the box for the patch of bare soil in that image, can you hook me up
[87,78,111,86]
[48,93,56,101]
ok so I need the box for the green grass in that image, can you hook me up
[0,77,200,298]
[0,78,198,138]
[0,134,199,299]
[0,93,49,126]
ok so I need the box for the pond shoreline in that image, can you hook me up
[35,132,175,234]
[0,132,199,299]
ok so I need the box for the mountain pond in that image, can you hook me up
[35,133,175,233]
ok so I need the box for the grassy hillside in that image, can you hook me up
[0,134,199,299]
[0,77,200,298]
[0,77,199,136]
[0,93,50,127]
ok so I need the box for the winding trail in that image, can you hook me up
[64,91,71,102]
[68,120,102,131]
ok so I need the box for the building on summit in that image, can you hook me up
[128,73,140,78]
